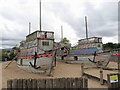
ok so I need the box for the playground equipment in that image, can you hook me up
[5,31,70,76]
[88,51,111,67]
[56,37,112,68]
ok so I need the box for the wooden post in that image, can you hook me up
[12,79,18,89]
[107,74,111,88]
[100,69,103,85]
[81,64,84,76]
[39,0,41,31]
[27,79,32,89]
[37,79,46,88]
[23,79,27,90]
[46,78,53,88]
[29,22,31,34]
[65,78,70,88]
[32,79,37,89]
[79,77,83,88]
[83,78,88,88]
[85,16,88,40]
[53,78,58,88]
[61,25,63,40]
[7,80,12,90]
[18,79,23,88]
[118,51,120,73]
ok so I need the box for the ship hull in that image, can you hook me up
[16,56,54,74]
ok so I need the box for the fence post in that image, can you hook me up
[100,69,103,85]
[32,79,37,88]
[12,79,18,89]
[7,80,12,90]
[37,79,46,88]
[83,78,88,88]
[23,79,27,89]
[81,63,84,76]
[27,79,32,89]
[18,79,23,88]
[53,78,59,88]
[46,78,53,88]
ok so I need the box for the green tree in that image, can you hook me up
[72,45,77,50]
[9,50,16,60]
[9,45,19,60]
[2,50,9,61]
[60,37,70,43]
[103,42,120,50]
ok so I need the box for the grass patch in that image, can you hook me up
[0,61,4,63]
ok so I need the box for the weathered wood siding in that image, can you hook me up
[7,77,88,89]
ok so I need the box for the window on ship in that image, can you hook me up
[42,41,49,46]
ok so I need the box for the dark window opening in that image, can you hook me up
[61,47,64,50]
[98,44,101,47]
[45,32,47,38]
[42,41,49,46]
[61,56,64,60]
[20,59,23,65]
[74,56,78,61]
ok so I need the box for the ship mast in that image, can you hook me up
[29,22,31,34]
[61,25,63,40]
[85,16,88,40]
[40,0,42,31]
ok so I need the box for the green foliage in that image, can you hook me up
[9,45,19,60]
[9,50,16,60]
[60,37,70,43]
[72,45,77,50]
[0,61,3,63]
[1,50,9,61]
[103,42,120,50]
[1,44,19,61]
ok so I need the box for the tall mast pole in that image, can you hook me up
[40,0,41,31]
[85,16,88,40]
[61,25,63,40]
[29,22,31,34]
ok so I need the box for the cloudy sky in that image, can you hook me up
[0,0,119,49]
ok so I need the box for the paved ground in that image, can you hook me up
[1,60,114,89]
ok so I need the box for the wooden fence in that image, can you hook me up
[7,77,88,89]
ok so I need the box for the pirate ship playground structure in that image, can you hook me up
[16,31,56,74]
[5,1,119,75]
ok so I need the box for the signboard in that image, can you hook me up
[110,75,118,83]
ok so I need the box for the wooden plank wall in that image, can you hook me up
[7,77,88,89]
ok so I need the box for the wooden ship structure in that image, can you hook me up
[5,0,58,75]
[56,17,111,67]
[16,30,56,74]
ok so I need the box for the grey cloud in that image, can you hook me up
[49,1,118,39]
[2,38,22,41]
[1,1,119,49]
